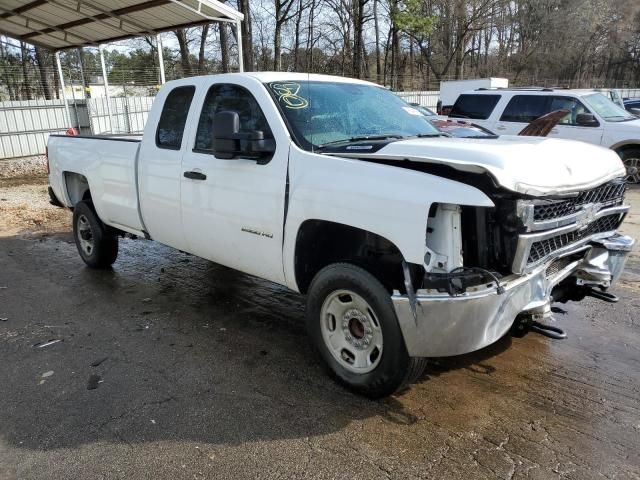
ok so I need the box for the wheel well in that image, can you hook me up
[294,220,410,294]
[63,172,90,206]
[614,143,640,156]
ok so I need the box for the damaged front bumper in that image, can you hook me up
[392,234,635,358]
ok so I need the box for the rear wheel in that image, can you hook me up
[306,263,427,398]
[72,200,118,269]
[619,148,640,184]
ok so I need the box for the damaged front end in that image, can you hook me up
[392,177,635,358]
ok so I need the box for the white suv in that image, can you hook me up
[449,88,640,183]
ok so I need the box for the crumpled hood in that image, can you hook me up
[347,135,626,196]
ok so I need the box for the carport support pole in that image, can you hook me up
[157,33,166,84]
[55,51,73,129]
[235,20,244,72]
[99,44,114,133]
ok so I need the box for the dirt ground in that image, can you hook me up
[0,177,70,235]
[1,177,639,480]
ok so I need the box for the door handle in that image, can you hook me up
[183,171,207,180]
[495,125,507,131]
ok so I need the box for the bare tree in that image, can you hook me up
[274,0,298,70]
[20,42,32,100]
[373,0,382,81]
[174,28,193,76]
[219,23,231,72]
[34,46,54,100]
[198,25,210,73]
[238,0,255,70]
[352,0,370,78]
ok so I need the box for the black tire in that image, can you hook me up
[306,263,427,398]
[72,200,118,269]
[619,148,640,184]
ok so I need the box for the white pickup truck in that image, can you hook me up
[48,73,635,398]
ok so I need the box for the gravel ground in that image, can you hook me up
[0,177,71,236]
[0,156,48,180]
[0,177,639,480]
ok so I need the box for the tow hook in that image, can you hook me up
[528,320,567,340]
[584,288,619,303]
[511,305,567,340]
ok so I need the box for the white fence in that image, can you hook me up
[0,96,155,159]
[395,91,440,109]
[0,99,78,159]
[619,88,640,99]
[88,96,155,135]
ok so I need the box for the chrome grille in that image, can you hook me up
[527,214,622,264]
[533,201,575,222]
[532,180,626,223]
[545,256,574,278]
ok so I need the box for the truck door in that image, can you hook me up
[138,84,196,252]
[180,83,288,285]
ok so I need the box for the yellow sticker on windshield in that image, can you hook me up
[271,82,309,109]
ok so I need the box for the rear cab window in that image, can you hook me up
[450,94,501,120]
[156,86,196,149]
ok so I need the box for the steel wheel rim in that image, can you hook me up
[319,289,383,374]
[624,157,640,184]
[77,214,94,256]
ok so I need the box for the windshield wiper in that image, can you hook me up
[317,134,405,149]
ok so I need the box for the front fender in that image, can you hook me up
[283,147,494,291]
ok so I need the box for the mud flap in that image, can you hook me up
[48,186,64,208]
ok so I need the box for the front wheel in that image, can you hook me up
[72,200,119,269]
[619,148,640,184]
[306,263,427,398]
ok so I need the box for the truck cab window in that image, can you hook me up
[156,86,195,149]
[195,84,271,151]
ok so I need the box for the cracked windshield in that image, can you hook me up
[269,81,440,149]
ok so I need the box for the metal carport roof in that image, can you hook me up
[0,0,244,50]
[0,0,245,130]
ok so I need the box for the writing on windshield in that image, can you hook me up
[268,81,440,150]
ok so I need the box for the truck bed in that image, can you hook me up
[48,134,144,235]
